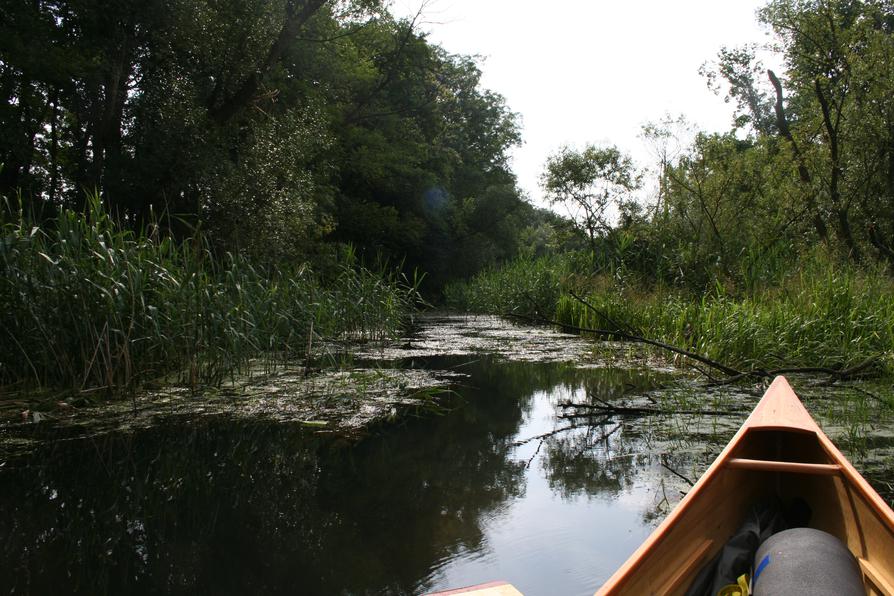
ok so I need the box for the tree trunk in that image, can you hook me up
[207,0,328,125]
[100,29,135,217]
[814,79,861,261]
[868,223,894,262]
[768,69,829,242]
[0,74,49,199]
[49,87,59,205]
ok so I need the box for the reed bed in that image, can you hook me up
[0,199,419,394]
[443,253,575,315]
[448,253,894,377]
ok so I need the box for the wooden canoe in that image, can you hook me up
[596,375,894,595]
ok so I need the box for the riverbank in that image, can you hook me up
[445,253,894,383]
[0,314,602,457]
[0,202,420,399]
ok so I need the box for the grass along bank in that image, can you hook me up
[0,200,420,395]
[445,253,894,379]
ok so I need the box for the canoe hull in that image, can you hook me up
[595,376,894,595]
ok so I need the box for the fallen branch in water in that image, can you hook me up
[510,419,612,446]
[564,292,744,376]
[661,455,695,487]
[504,311,743,377]
[706,359,879,386]
[568,290,640,336]
[524,438,544,469]
[766,359,878,379]
[832,383,891,406]
[558,397,744,418]
[704,372,753,387]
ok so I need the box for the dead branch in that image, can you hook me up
[837,383,891,406]
[768,69,828,241]
[567,290,638,335]
[525,439,544,469]
[705,372,753,387]
[765,358,877,379]
[560,411,620,420]
[510,420,610,446]
[661,455,695,487]
[504,311,743,377]
[558,399,743,417]
[505,309,881,385]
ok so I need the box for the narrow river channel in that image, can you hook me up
[1,315,891,595]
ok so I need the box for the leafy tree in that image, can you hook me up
[0,0,530,284]
[636,0,894,283]
[316,17,525,285]
[644,132,803,288]
[540,145,641,265]
[701,45,777,136]
[760,0,894,261]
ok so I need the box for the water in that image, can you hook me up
[1,315,891,595]
[418,362,664,596]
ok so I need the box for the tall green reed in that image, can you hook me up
[0,197,420,393]
[449,251,894,376]
[443,253,579,315]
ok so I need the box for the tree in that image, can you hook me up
[700,45,777,136]
[0,0,531,283]
[0,0,340,218]
[318,18,524,285]
[649,132,803,288]
[759,0,894,261]
[540,145,641,264]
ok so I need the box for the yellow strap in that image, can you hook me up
[716,574,750,596]
[737,573,750,595]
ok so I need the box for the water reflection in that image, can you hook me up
[14,352,886,595]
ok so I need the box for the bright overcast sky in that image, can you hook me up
[389,0,780,207]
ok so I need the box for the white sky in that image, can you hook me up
[389,0,780,207]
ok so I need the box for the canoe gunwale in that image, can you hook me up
[595,376,894,596]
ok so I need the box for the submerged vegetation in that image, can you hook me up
[0,199,420,393]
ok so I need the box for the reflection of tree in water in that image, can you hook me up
[537,379,735,538]
[1,358,573,595]
[540,422,642,499]
[1,419,333,594]
[311,390,529,595]
[0,359,694,595]
[537,368,682,500]
[539,416,716,529]
[0,408,530,595]
[430,356,588,406]
[578,369,668,403]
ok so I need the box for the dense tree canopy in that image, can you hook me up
[0,0,536,286]
[4,0,893,295]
